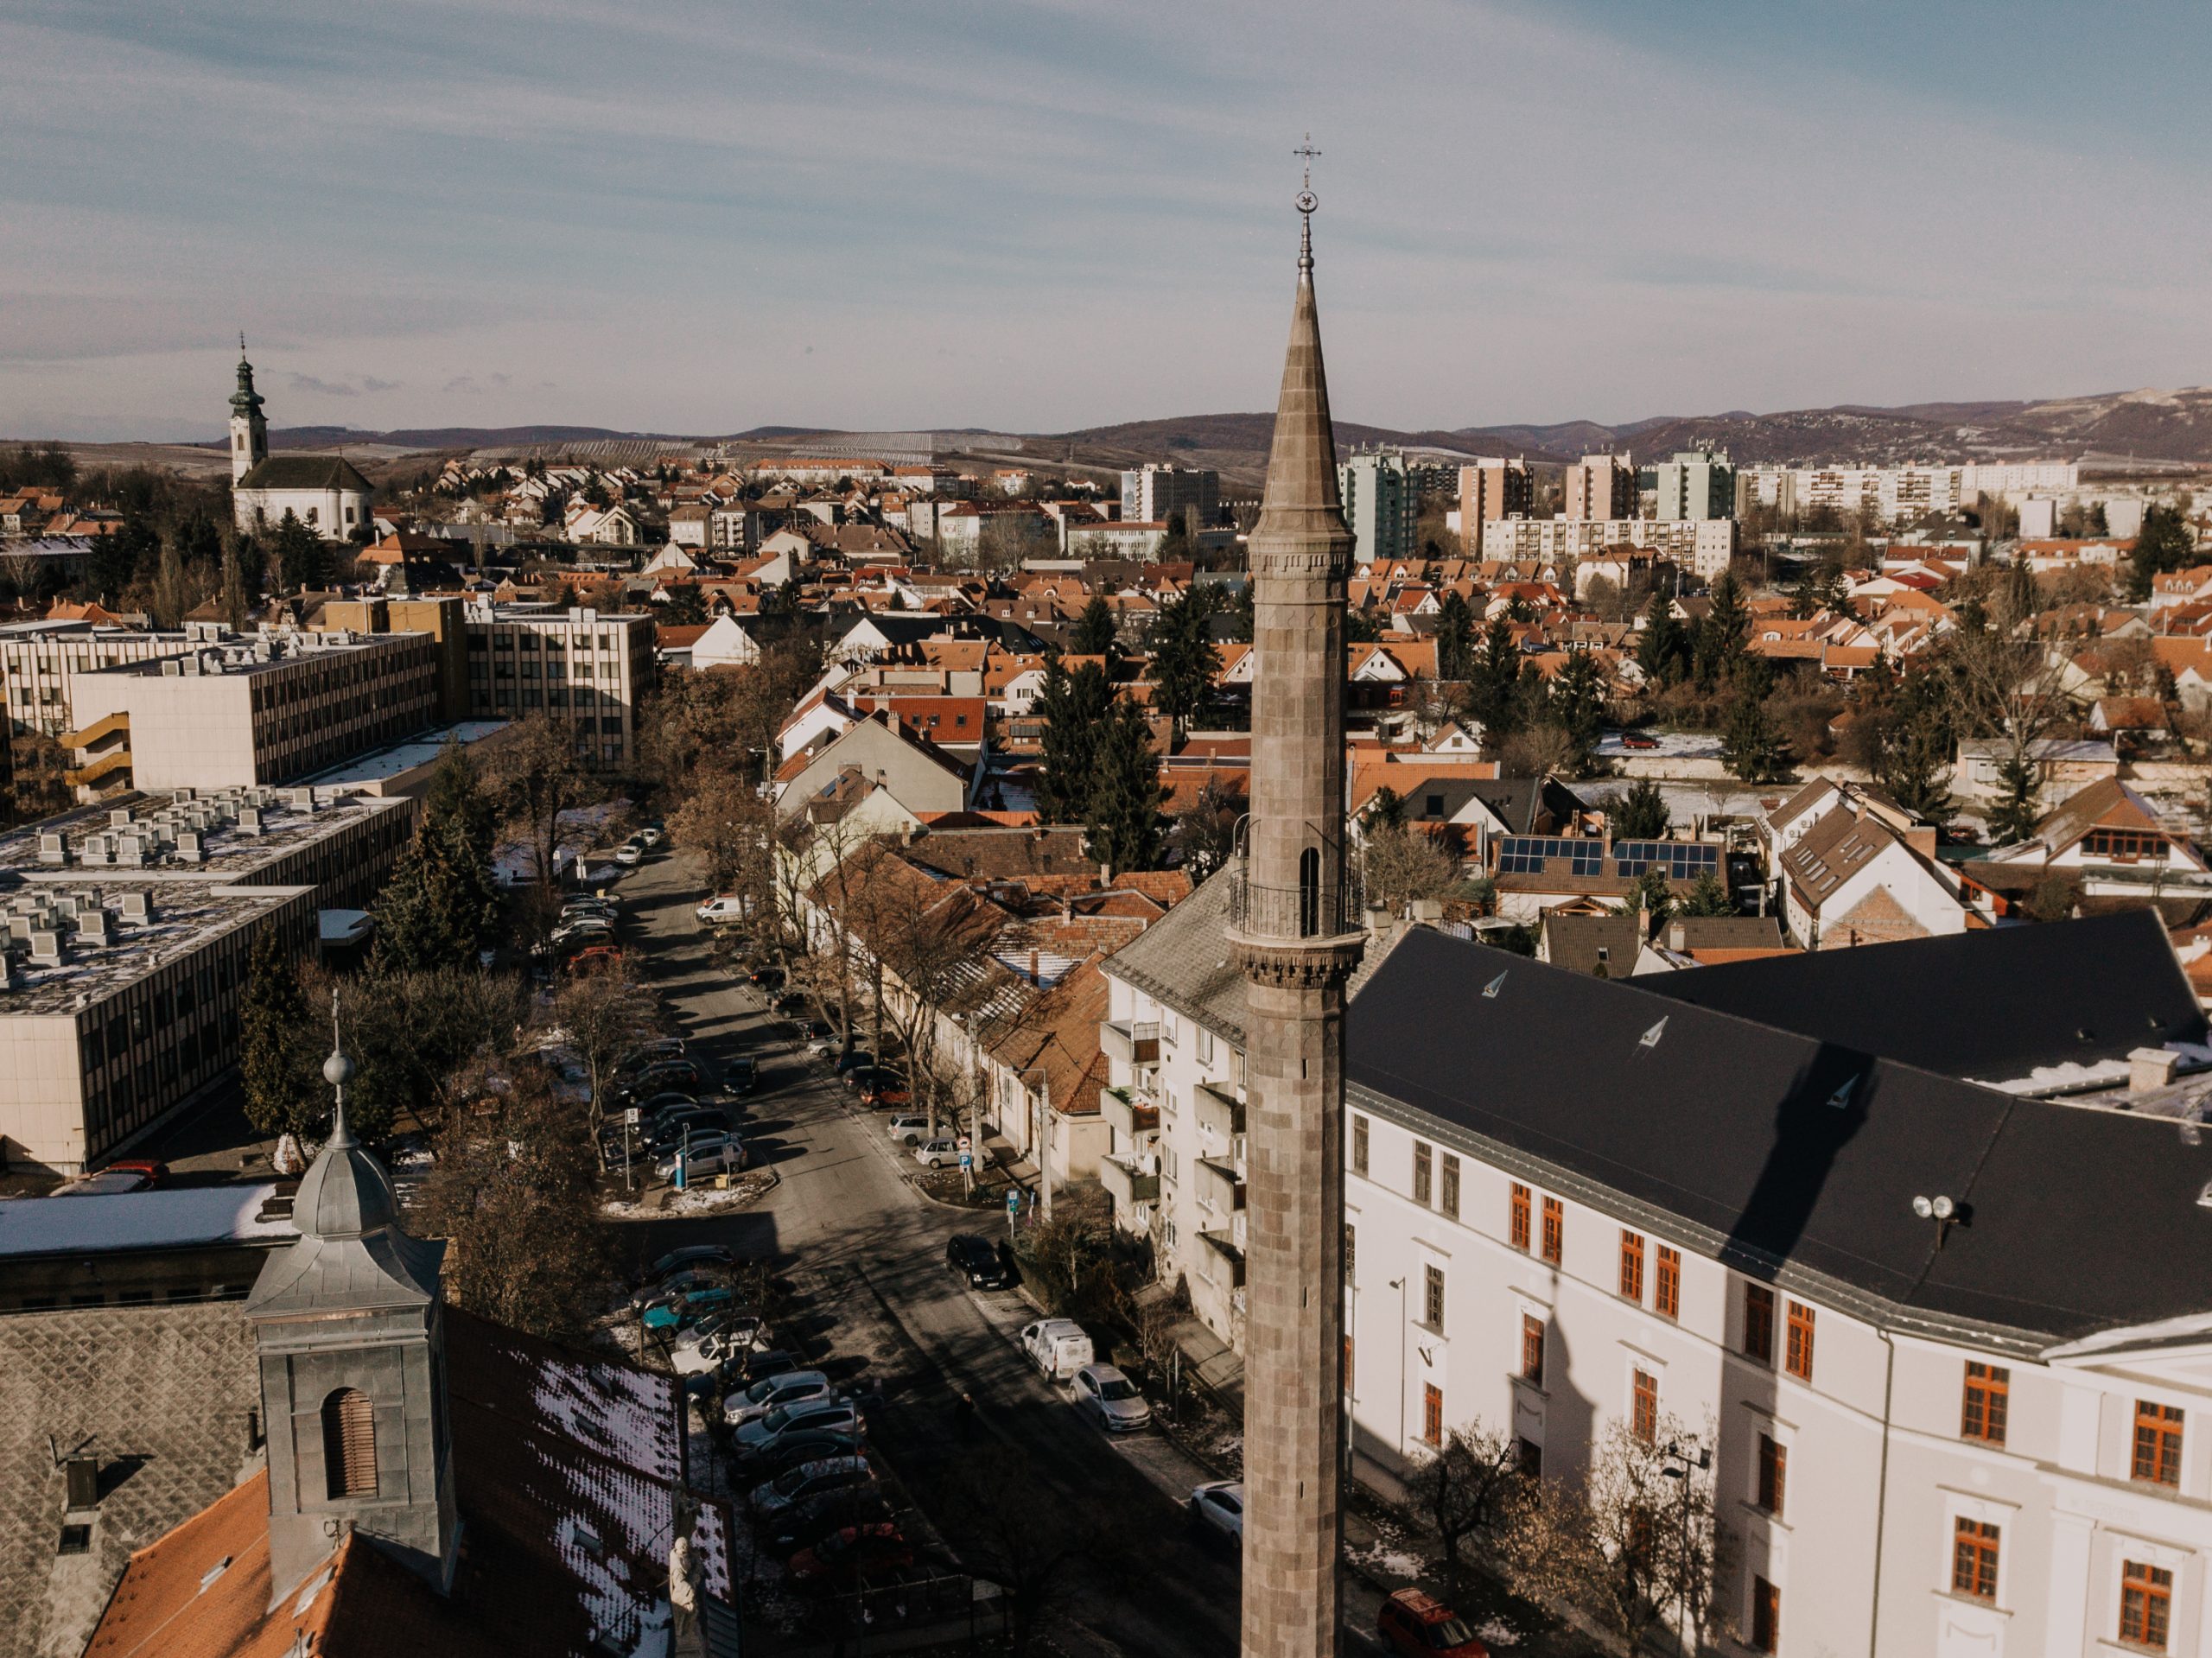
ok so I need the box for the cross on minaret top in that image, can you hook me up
[1294,134,1320,270]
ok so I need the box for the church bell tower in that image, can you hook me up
[245,1003,456,1603]
[1230,148,1364,1658]
[230,338,268,484]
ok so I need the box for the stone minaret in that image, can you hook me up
[230,336,268,484]
[1230,172,1363,1658]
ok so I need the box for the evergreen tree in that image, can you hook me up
[219,540,250,629]
[1985,750,2043,846]
[90,513,154,604]
[272,510,329,593]
[1366,785,1406,830]
[372,751,499,972]
[150,537,191,628]
[1548,651,1608,777]
[1148,589,1219,734]
[1033,659,1113,823]
[1719,660,1790,782]
[1071,595,1119,656]
[1435,591,1476,682]
[1084,700,1167,873]
[2126,503,2196,600]
[1694,570,1750,690]
[1633,864,1675,924]
[1223,582,1255,644]
[1611,777,1672,841]
[1876,668,1956,825]
[1465,617,1524,740]
[240,924,321,1140]
[1682,869,1735,917]
[1635,593,1688,686]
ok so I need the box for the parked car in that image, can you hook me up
[734,1395,865,1452]
[725,1369,836,1429]
[1377,1589,1489,1658]
[1619,732,1659,752]
[844,1065,901,1095]
[887,1115,931,1147]
[613,838,645,867]
[564,944,626,975]
[789,1522,912,1588]
[631,1267,728,1311]
[834,1050,877,1075]
[620,1060,706,1101]
[759,1488,894,1559]
[634,1091,704,1125]
[563,897,619,920]
[727,1058,760,1096]
[1187,1480,1244,1544]
[733,1426,862,1480]
[105,1158,169,1187]
[945,1234,1015,1290]
[696,893,747,925]
[550,918,614,950]
[642,1288,733,1334]
[1020,1319,1095,1381]
[912,1138,959,1170]
[1072,1363,1151,1433]
[670,1316,770,1375]
[55,1169,153,1197]
[616,1038,685,1074]
[747,966,785,990]
[655,1135,746,1184]
[640,1243,734,1284]
[772,991,808,1014]
[861,1081,910,1109]
[639,823,665,848]
[749,1454,874,1518]
[646,1109,733,1151]
[797,1020,835,1048]
[734,1348,798,1385]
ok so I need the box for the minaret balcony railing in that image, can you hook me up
[1224,857,1363,941]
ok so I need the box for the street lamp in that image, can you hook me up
[1659,1439,1711,1648]
[1386,1276,1409,1461]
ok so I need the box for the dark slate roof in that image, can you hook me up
[235,454,374,492]
[1540,910,1641,976]
[1466,775,1584,835]
[1099,868,1247,1043]
[1636,910,2206,1087]
[1347,925,2212,1346]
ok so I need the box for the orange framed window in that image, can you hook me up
[1950,1519,1999,1601]
[1618,1229,1645,1302]
[1757,1433,1786,1515]
[1344,1334,1354,1395]
[2120,1560,2172,1650]
[1656,1245,1681,1319]
[1521,1314,1546,1384]
[1785,1299,1815,1382]
[1749,1577,1779,1654]
[1422,1383,1443,1447]
[1631,1369,1657,1444]
[1509,1183,1531,1252]
[1744,1284,1775,1363]
[1541,1196,1563,1263]
[1961,1362,2009,1445]
[2133,1402,2183,1488]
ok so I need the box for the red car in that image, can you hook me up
[565,944,626,975]
[787,1523,913,1589]
[105,1159,170,1187]
[1378,1588,1489,1657]
[1619,732,1659,751]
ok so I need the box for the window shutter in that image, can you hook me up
[322,1388,379,1500]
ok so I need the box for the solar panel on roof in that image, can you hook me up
[1612,841,1721,878]
[1497,835,1604,876]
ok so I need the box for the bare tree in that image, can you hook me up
[480,713,595,884]
[670,766,771,898]
[551,957,662,1137]
[1403,1422,1522,1588]
[1497,721,1576,780]
[938,1446,1092,1653]
[1359,822,1459,908]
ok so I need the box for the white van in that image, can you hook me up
[1020,1318,1095,1382]
[696,893,747,926]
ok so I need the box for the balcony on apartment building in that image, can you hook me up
[1099,1020,1161,1066]
[1193,1082,1244,1141]
[1100,1153,1160,1210]
[1099,1084,1159,1147]
[1198,1229,1246,1288]
[1194,1155,1246,1217]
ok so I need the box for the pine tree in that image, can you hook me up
[1633,864,1675,925]
[1682,869,1734,917]
[1635,594,1688,686]
[240,924,321,1140]
[219,540,251,628]
[1986,750,2043,846]
[1611,777,1671,841]
[2126,503,2196,600]
[1034,659,1113,823]
[1435,591,1476,682]
[1084,700,1167,873]
[1465,617,1524,741]
[1548,651,1608,777]
[1071,595,1118,656]
[1694,571,1750,690]
[1719,660,1790,783]
[1148,590,1219,735]
[272,510,329,593]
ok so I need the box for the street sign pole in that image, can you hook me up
[1006,1186,1020,1239]
[624,1107,639,1195]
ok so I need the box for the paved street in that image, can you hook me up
[612,848,1248,1656]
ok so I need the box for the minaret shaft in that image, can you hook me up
[1231,210,1363,1658]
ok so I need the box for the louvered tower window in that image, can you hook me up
[322,1388,379,1500]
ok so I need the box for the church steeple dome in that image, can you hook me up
[228,334,269,484]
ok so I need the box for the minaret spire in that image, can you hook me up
[1232,146,1362,1658]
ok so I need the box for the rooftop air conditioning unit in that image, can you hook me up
[36,833,67,867]
[52,895,79,919]
[175,831,204,864]
[120,892,152,924]
[76,912,112,947]
[29,931,61,963]
[108,810,132,828]
[161,660,181,677]
[290,789,318,812]
[237,810,264,836]
[117,835,146,867]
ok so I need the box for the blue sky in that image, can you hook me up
[3,0,2208,441]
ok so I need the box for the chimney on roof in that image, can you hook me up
[2130,1046,2181,1095]
[1904,826,1938,859]
[1669,921,1687,952]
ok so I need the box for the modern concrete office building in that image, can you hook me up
[0,621,188,739]
[1457,459,1534,550]
[461,602,656,768]
[1121,463,1221,527]
[1564,453,1637,521]
[66,632,440,794]
[1337,448,1416,568]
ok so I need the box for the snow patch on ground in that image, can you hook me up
[602,1169,776,1219]
[1478,1617,1522,1647]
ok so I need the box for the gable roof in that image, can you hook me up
[1349,924,2212,1348]
[1100,870,1248,1043]
[236,455,374,494]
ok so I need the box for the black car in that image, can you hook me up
[733,1426,862,1479]
[647,1109,733,1151]
[641,1244,736,1285]
[834,1050,876,1075]
[747,966,785,990]
[621,1059,706,1097]
[772,991,809,1014]
[946,1234,1016,1290]
[760,1489,895,1559]
[845,1066,903,1096]
[727,1058,760,1096]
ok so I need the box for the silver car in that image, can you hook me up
[1072,1363,1151,1432]
[724,1369,833,1427]
[734,1396,864,1452]
[748,1453,874,1516]
[1189,1480,1243,1542]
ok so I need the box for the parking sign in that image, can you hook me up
[1006,1190,1021,1215]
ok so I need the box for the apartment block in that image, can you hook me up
[1456,460,1534,553]
[1738,465,1965,524]
[1480,516,1737,576]
[1120,464,1220,527]
[461,603,656,768]
[0,621,188,738]
[1338,449,1418,567]
[1653,448,1736,522]
[67,632,440,795]
[1563,453,1636,521]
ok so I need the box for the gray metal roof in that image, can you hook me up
[1100,870,1247,1042]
